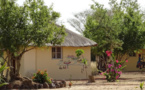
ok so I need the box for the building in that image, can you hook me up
[20,29,97,80]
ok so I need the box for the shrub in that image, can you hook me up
[75,49,84,58]
[0,63,9,87]
[101,50,128,82]
[32,70,52,84]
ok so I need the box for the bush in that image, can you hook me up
[75,49,84,58]
[0,63,9,87]
[101,50,128,82]
[32,70,52,84]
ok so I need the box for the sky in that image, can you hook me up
[16,0,145,34]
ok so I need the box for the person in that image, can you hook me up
[137,54,142,69]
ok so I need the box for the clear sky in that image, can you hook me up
[16,0,145,34]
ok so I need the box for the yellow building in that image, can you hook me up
[20,29,97,80]
[124,49,145,71]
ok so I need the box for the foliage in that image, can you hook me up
[75,49,87,65]
[69,75,72,87]
[84,1,123,56]
[113,0,145,60]
[81,58,87,65]
[0,63,9,87]
[75,49,88,79]
[0,0,66,79]
[101,50,128,82]
[75,49,84,58]
[82,0,145,73]
[32,70,52,84]
[140,82,144,90]
[69,0,145,61]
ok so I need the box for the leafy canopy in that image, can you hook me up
[84,1,123,56]
[0,0,66,54]
[83,0,145,59]
[0,0,66,79]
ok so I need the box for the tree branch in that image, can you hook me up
[18,47,36,59]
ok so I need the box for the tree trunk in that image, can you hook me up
[10,55,22,80]
[5,51,13,81]
[96,55,99,69]
[97,54,107,72]
[15,56,22,76]
[10,55,16,81]
[5,51,23,81]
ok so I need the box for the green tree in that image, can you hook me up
[83,1,123,70]
[113,0,145,60]
[0,0,66,80]
[83,0,145,70]
[84,0,124,55]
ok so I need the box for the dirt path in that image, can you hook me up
[47,72,145,90]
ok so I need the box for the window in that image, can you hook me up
[52,47,62,59]
[129,52,136,57]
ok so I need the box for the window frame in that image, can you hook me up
[52,47,62,59]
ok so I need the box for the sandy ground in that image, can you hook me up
[44,72,145,90]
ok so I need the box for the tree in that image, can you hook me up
[113,0,145,60]
[68,10,92,35]
[83,1,123,71]
[83,0,145,70]
[0,0,66,80]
